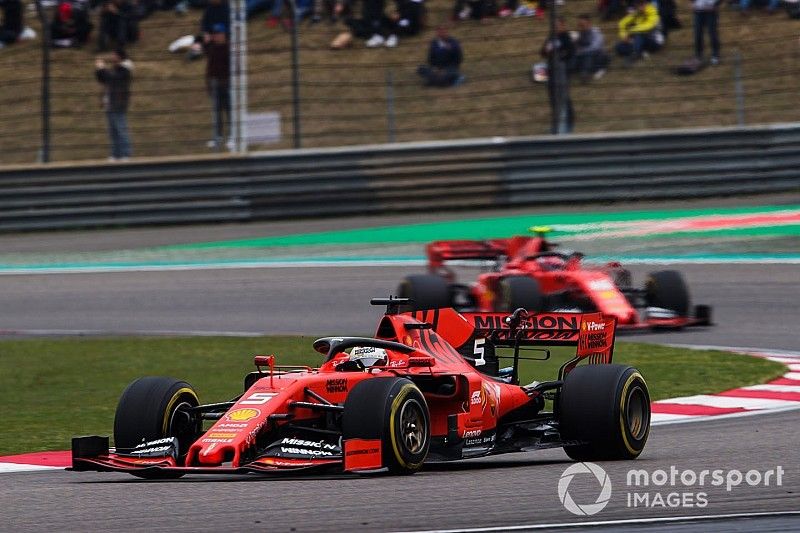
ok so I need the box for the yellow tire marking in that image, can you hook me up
[619,372,648,456]
[162,387,198,435]
[388,384,427,470]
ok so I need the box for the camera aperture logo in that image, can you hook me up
[558,462,612,516]
[558,463,785,515]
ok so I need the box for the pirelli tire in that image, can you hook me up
[646,270,690,316]
[498,275,544,312]
[559,365,650,461]
[114,376,202,478]
[342,377,431,475]
[397,274,451,311]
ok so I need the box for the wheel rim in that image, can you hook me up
[625,385,649,440]
[169,400,198,455]
[399,399,426,454]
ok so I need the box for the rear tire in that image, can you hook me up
[114,376,202,478]
[646,270,690,316]
[397,274,451,311]
[559,365,650,461]
[343,378,431,474]
[498,276,544,312]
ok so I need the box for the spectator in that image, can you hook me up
[739,0,778,15]
[95,48,133,161]
[51,1,94,48]
[390,0,424,36]
[374,0,424,46]
[417,24,464,87]
[361,0,390,47]
[541,16,575,132]
[599,0,625,20]
[572,13,609,81]
[204,24,230,150]
[658,0,681,37]
[340,0,397,48]
[0,0,22,47]
[615,0,663,65]
[97,0,138,52]
[202,0,229,38]
[692,0,720,64]
[452,0,489,20]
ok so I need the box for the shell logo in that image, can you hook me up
[226,408,261,422]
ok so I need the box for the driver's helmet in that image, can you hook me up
[537,255,565,270]
[348,346,388,367]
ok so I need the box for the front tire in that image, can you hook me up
[498,276,544,312]
[559,365,650,461]
[397,274,451,311]
[343,378,431,474]
[646,270,690,316]
[114,376,202,477]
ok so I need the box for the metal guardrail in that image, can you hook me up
[1,124,799,232]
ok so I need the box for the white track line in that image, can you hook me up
[0,464,62,474]
[650,413,695,423]
[392,510,800,533]
[744,384,800,392]
[657,394,800,410]
[1,257,800,276]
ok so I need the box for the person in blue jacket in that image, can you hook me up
[417,24,465,87]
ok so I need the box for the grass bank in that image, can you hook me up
[0,336,785,455]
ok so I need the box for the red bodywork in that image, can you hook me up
[427,236,703,329]
[71,307,616,477]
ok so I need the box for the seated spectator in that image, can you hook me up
[452,0,489,20]
[341,0,394,48]
[51,1,94,48]
[390,0,424,36]
[417,24,464,87]
[0,0,23,47]
[571,13,609,81]
[739,0,779,14]
[615,0,663,65]
[97,0,139,52]
[376,0,424,46]
[598,0,625,20]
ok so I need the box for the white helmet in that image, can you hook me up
[348,346,388,367]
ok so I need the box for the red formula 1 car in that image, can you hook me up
[71,298,651,478]
[397,228,712,330]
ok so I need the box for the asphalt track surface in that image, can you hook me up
[0,264,798,351]
[1,410,798,532]
[1,262,799,532]
[1,196,799,532]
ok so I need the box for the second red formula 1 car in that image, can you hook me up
[397,228,712,330]
[70,298,650,478]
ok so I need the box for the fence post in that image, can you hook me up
[229,0,247,153]
[734,50,745,126]
[34,0,52,163]
[290,0,302,149]
[386,70,396,143]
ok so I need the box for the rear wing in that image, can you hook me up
[407,308,616,379]
[426,236,552,272]
[426,240,511,270]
